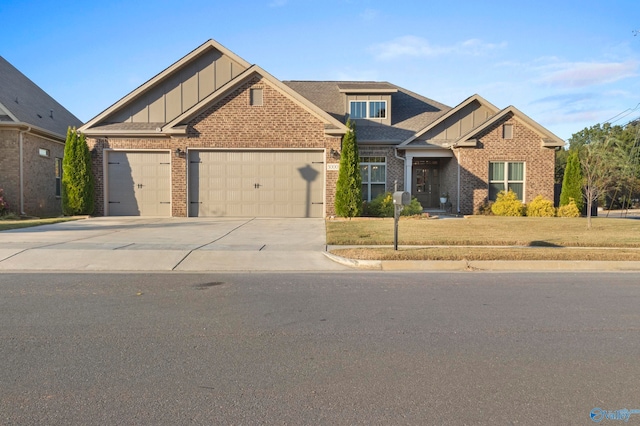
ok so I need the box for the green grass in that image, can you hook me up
[327,215,640,261]
[326,216,640,247]
[0,216,81,231]
[331,247,640,261]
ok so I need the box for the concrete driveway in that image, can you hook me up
[0,217,349,272]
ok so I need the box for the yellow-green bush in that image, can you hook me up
[526,195,556,217]
[491,190,525,216]
[557,198,581,217]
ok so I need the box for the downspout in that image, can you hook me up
[456,147,461,214]
[18,126,31,216]
[394,148,406,191]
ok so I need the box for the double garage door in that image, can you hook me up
[188,150,324,218]
[106,150,324,218]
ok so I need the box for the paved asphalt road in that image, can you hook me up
[1,271,639,425]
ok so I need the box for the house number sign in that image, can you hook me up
[327,163,339,171]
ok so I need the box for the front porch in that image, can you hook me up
[403,150,458,213]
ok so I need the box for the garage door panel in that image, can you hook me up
[189,150,324,218]
[107,151,171,216]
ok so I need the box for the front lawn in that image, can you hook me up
[0,216,81,231]
[326,216,640,261]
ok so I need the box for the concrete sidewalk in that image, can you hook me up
[0,217,350,272]
[3,216,640,272]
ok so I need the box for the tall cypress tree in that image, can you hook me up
[559,149,583,212]
[62,127,94,215]
[334,120,362,217]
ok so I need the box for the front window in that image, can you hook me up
[350,101,367,119]
[369,101,386,118]
[489,161,524,201]
[360,156,386,201]
[349,101,387,119]
[55,158,62,197]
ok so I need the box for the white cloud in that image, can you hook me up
[369,36,507,60]
[537,61,639,88]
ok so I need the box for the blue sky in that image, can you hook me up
[2,0,639,142]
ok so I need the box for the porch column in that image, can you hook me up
[404,152,414,194]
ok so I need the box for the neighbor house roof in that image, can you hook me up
[283,81,451,143]
[0,56,82,138]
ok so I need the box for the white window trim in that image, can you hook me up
[489,161,525,201]
[39,148,50,158]
[360,156,387,202]
[349,100,387,119]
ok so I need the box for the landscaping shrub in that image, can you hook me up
[475,200,494,215]
[491,190,525,216]
[526,195,556,217]
[366,192,423,217]
[0,188,7,215]
[557,198,581,217]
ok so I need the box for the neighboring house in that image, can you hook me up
[79,39,563,218]
[0,56,83,217]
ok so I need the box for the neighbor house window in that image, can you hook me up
[503,124,513,139]
[55,158,62,197]
[250,88,263,106]
[350,100,387,119]
[489,162,524,201]
[39,148,50,157]
[360,156,386,201]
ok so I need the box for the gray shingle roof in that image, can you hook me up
[0,56,82,138]
[283,81,451,143]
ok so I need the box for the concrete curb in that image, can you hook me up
[323,252,640,272]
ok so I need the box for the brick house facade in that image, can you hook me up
[0,56,82,217]
[80,40,563,218]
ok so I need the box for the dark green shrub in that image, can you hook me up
[334,120,362,217]
[475,200,494,215]
[0,188,8,215]
[62,127,94,215]
[559,149,584,212]
[367,192,423,217]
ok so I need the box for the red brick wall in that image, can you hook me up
[0,129,64,217]
[86,76,342,217]
[455,113,556,214]
[0,130,19,213]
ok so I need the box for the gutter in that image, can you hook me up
[394,148,406,191]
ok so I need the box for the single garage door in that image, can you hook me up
[106,151,171,216]
[189,150,324,217]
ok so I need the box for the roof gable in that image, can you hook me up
[163,66,348,136]
[80,39,251,133]
[399,94,499,146]
[80,41,347,137]
[0,56,82,138]
[455,105,564,148]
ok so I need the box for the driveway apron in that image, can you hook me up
[0,217,348,272]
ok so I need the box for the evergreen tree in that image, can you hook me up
[559,149,583,213]
[62,127,94,215]
[334,120,362,217]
